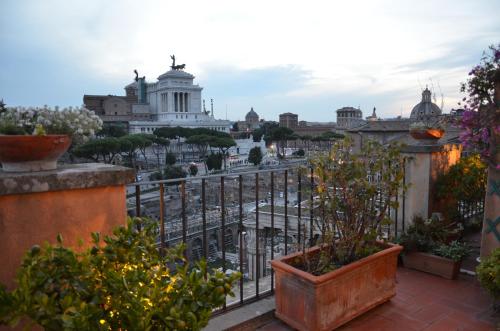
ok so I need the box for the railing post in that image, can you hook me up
[159,183,165,255]
[238,174,244,303]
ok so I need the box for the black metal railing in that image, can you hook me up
[127,166,407,313]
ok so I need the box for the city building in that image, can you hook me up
[410,87,442,122]
[346,88,460,151]
[84,60,231,134]
[279,112,298,129]
[336,106,365,129]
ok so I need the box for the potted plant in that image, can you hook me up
[0,106,102,172]
[271,139,406,331]
[409,121,445,141]
[399,216,469,279]
[0,217,240,330]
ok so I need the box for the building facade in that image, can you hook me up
[336,106,365,129]
[84,63,231,134]
[279,112,298,129]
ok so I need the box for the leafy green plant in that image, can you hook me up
[248,146,263,165]
[399,216,463,253]
[434,154,487,221]
[0,217,240,330]
[301,139,407,275]
[433,241,470,262]
[476,248,500,300]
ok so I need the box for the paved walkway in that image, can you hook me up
[256,267,498,331]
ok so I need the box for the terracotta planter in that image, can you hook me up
[409,128,445,141]
[0,135,71,172]
[402,251,461,280]
[271,243,402,331]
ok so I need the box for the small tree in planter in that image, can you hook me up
[271,139,407,331]
[0,217,240,330]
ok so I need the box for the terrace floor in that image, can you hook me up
[208,267,499,331]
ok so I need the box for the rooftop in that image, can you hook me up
[206,267,498,331]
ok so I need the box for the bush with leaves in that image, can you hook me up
[165,152,177,166]
[399,216,464,253]
[188,163,198,176]
[432,240,470,262]
[0,217,240,330]
[476,248,500,301]
[248,146,263,166]
[303,139,406,275]
[434,154,487,221]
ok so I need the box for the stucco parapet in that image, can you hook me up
[401,143,460,154]
[0,163,135,196]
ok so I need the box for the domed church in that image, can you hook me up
[410,87,442,122]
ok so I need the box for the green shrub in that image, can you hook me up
[476,248,500,300]
[432,241,470,262]
[0,217,240,330]
[399,216,463,253]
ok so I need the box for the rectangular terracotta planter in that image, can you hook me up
[401,251,461,280]
[270,243,402,331]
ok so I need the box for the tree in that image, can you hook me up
[163,165,187,184]
[185,134,215,172]
[72,137,121,164]
[248,146,263,166]
[98,124,128,138]
[150,136,170,168]
[206,153,223,171]
[268,127,294,158]
[252,128,263,142]
[292,149,305,157]
[0,99,6,114]
[165,152,177,166]
[134,134,154,166]
[118,135,144,169]
[188,163,198,176]
[209,137,236,170]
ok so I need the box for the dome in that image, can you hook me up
[157,69,195,80]
[410,88,442,121]
[245,107,259,120]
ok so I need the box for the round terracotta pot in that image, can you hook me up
[0,135,71,172]
[409,128,445,141]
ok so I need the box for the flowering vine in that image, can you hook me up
[459,44,500,168]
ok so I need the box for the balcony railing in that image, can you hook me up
[128,164,475,313]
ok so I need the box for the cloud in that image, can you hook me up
[1,0,499,121]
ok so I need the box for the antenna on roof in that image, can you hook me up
[437,80,444,110]
[429,78,437,103]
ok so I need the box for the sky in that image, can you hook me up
[1,0,499,122]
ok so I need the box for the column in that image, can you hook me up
[396,143,461,235]
[184,93,188,112]
[175,92,179,112]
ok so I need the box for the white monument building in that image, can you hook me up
[128,56,231,134]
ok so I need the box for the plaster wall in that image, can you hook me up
[0,185,128,290]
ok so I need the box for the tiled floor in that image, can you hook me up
[256,267,498,331]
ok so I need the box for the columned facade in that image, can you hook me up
[128,66,231,133]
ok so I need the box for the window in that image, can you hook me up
[114,112,117,115]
